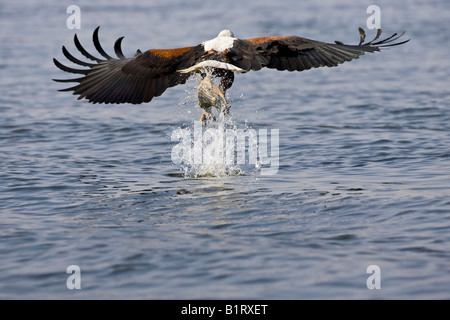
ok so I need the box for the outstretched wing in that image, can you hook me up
[230,28,409,72]
[53,27,203,104]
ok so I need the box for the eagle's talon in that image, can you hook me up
[200,110,217,124]
[222,104,230,115]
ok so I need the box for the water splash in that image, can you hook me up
[172,114,255,178]
[172,75,278,178]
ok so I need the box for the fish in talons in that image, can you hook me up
[197,75,231,124]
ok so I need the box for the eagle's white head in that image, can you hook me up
[218,29,234,38]
[202,30,236,52]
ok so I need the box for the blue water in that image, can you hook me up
[1,0,449,299]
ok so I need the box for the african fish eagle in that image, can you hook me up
[53,26,408,120]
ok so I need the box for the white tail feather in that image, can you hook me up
[178,60,246,74]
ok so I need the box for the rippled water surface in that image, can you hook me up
[1,0,449,299]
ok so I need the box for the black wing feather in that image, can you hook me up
[92,26,114,60]
[243,28,409,72]
[114,37,126,59]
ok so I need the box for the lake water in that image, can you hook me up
[0,0,449,299]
